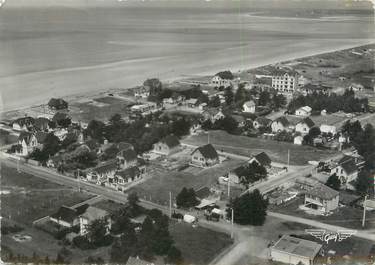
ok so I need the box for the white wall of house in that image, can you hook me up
[295,123,311,135]
[270,249,312,265]
[304,194,339,213]
[271,74,297,93]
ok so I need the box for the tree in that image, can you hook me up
[228,189,268,226]
[111,208,132,234]
[208,96,221,108]
[258,91,271,106]
[215,70,234,80]
[326,174,341,191]
[86,219,108,245]
[128,192,139,207]
[272,94,287,110]
[309,127,321,138]
[144,78,162,95]
[176,187,199,208]
[214,116,238,134]
[110,231,138,263]
[224,87,234,105]
[165,246,183,265]
[42,133,61,157]
[85,120,106,142]
[171,118,191,137]
[355,169,372,194]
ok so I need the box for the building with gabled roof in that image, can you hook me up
[249,152,272,168]
[271,68,299,93]
[242,100,256,113]
[304,183,339,213]
[331,158,358,185]
[49,204,89,228]
[112,166,142,191]
[152,135,181,155]
[87,159,118,183]
[271,116,292,133]
[270,235,322,265]
[253,117,272,130]
[191,144,219,167]
[295,117,315,135]
[17,131,39,156]
[295,106,312,117]
[12,116,34,131]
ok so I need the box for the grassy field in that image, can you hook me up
[0,129,18,146]
[69,97,133,123]
[93,199,126,214]
[169,221,233,265]
[1,165,94,225]
[130,158,243,205]
[182,130,338,165]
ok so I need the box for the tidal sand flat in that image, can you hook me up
[1,6,374,111]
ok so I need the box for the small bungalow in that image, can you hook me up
[112,166,142,191]
[134,87,150,98]
[320,124,337,135]
[295,118,315,135]
[295,106,312,117]
[227,165,248,184]
[191,144,219,167]
[231,115,245,127]
[242,100,256,113]
[12,116,34,131]
[117,149,138,169]
[152,135,180,156]
[304,183,339,213]
[271,117,292,133]
[253,117,272,130]
[48,98,68,111]
[202,109,225,123]
[350,83,364,92]
[249,152,272,168]
[50,204,88,228]
[270,235,322,265]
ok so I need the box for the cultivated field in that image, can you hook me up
[182,130,338,165]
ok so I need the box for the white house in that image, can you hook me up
[152,135,180,156]
[295,106,312,117]
[210,73,233,88]
[271,117,291,133]
[271,69,299,93]
[270,235,322,265]
[295,118,315,135]
[320,124,337,135]
[304,183,339,213]
[17,132,39,156]
[350,83,364,92]
[242,100,256,113]
[253,117,272,130]
[330,159,358,185]
[12,117,34,131]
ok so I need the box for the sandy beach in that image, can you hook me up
[1,6,374,112]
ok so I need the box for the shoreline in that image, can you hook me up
[1,40,374,116]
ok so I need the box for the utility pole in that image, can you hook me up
[227,175,231,199]
[169,191,172,218]
[77,169,81,192]
[362,194,368,228]
[287,149,290,170]
[231,208,234,239]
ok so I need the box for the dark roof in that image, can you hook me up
[35,132,49,144]
[117,142,134,152]
[339,192,360,205]
[340,159,358,175]
[306,183,339,200]
[300,117,315,128]
[271,68,299,76]
[50,206,78,223]
[52,112,70,122]
[275,116,289,127]
[215,71,234,80]
[338,155,356,165]
[233,165,248,176]
[18,131,33,143]
[195,187,211,199]
[116,166,140,180]
[193,144,218,160]
[255,117,272,126]
[13,116,34,127]
[34,117,50,130]
[93,160,118,174]
[254,152,271,166]
[160,135,180,148]
[48,98,68,110]
[118,149,137,162]
[85,139,100,150]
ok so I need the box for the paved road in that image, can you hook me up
[268,211,375,241]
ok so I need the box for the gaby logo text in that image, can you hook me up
[305,229,357,244]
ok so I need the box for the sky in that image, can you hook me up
[2,0,374,9]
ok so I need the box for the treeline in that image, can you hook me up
[342,120,375,194]
[288,89,368,114]
[85,112,193,154]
